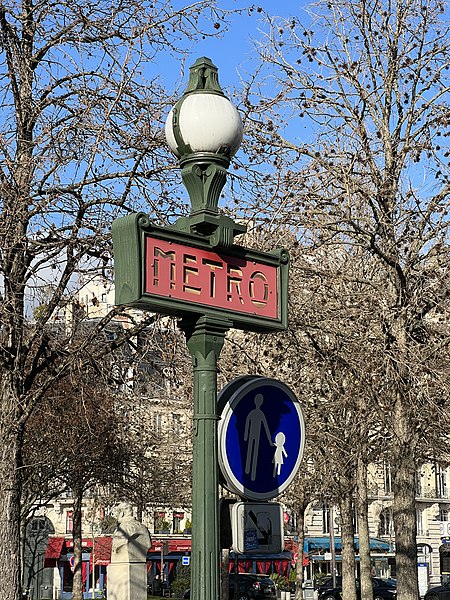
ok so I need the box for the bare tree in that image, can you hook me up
[117,324,194,520]
[0,1,246,598]
[239,1,450,599]
[23,363,130,600]
[280,470,315,600]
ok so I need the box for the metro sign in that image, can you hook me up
[112,212,289,332]
[145,237,278,320]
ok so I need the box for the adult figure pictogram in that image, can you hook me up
[244,393,273,481]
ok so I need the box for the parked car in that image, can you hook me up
[317,576,342,596]
[229,573,277,600]
[318,577,396,600]
[184,573,277,600]
[424,580,450,600]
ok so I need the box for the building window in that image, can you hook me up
[322,505,330,534]
[154,511,169,533]
[66,511,83,533]
[31,518,47,534]
[173,414,182,435]
[384,462,393,494]
[66,511,73,534]
[436,465,448,499]
[416,508,425,536]
[417,544,432,575]
[154,414,162,434]
[416,469,423,496]
[440,508,449,522]
[173,512,185,534]
[378,508,394,537]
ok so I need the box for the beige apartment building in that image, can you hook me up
[301,461,450,588]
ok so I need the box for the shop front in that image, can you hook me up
[44,535,296,597]
[44,536,111,598]
[147,538,193,589]
[440,538,450,584]
[45,535,194,597]
[302,536,393,581]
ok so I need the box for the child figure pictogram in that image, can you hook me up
[272,432,287,477]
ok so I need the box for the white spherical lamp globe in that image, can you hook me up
[163,58,247,243]
[165,93,243,159]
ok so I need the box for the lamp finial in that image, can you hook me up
[184,57,224,96]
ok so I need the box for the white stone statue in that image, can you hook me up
[107,502,151,600]
[111,502,151,562]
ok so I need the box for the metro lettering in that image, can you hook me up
[183,253,201,295]
[227,265,244,305]
[249,271,269,307]
[145,236,278,319]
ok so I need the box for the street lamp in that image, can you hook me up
[164,57,244,600]
[165,56,245,247]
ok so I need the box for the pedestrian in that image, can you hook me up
[153,574,162,596]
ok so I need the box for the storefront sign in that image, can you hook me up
[66,539,91,548]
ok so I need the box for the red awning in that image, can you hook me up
[44,537,65,567]
[44,536,114,567]
[93,537,112,565]
[150,539,192,553]
[45,537,65,558]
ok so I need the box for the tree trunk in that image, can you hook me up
[339,494,357,600]
[0,380,23,600]
[295,503,306,600]
[221,548,229,600]
[72,487,84,600]
[391,315,419,600]
[357,456,373,600]
[393,441,419,600]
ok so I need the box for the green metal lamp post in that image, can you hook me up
[112,55,289,600]
[165,57,244,600]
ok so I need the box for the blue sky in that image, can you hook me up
[160,1,311,94]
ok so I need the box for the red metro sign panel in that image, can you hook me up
[112,214,289,332]
[145,237,278,320]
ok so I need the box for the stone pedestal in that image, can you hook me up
[107,562,148,600]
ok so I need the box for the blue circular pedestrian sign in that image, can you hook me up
[218,376,305,501]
